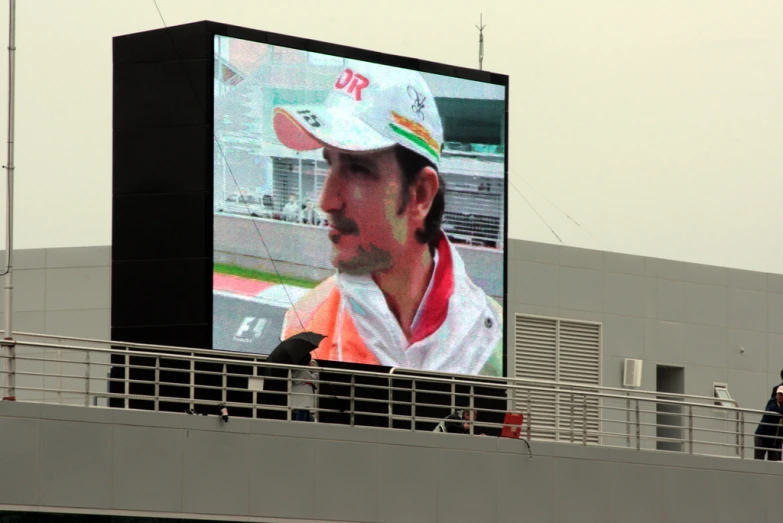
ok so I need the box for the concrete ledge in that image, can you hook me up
[2,402,783,523]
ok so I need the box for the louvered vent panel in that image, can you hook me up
[514,315,557,439]
[513,315,602,443]
[557,320,601,443]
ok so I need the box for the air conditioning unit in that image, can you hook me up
[623,358,643,388]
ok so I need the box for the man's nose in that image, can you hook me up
[319,170,342,213]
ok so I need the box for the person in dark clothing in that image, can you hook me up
[754,386,783,460]
[441,409,477,434]
[770,370,783,398]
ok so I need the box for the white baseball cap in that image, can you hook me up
[272,61,444,168]
[776,386,783,394]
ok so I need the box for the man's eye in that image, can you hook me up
[349,163,371,175]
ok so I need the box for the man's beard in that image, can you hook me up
[334,243,394,275]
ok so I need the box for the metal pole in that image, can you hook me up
[123,353,129,409]
[626,393,631,448]
[56,349,62,404]
[475,14,486,71]
[221,363,227,406]
[154,358,160,412]
[569,392,575,443]
[411,380,416,431]
[387,376,393,429]
[635,399,641,450]
[526,389,532,441]
[189,358,195,414]
[286,369,292,421]
[582,394,588,445]
[313,369,319,423]
[188,353,195,418]
[349,374,355,427]
[688,405,693,454]
[84,351,90,407]
[739,411,745,459]
[469,385,474,436]
[2,0,16,401]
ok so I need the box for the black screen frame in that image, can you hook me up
[112,20,509,378]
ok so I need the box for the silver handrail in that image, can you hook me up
[0,335,778,462]
[6,332,738,407]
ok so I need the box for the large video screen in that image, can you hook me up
[212,35,507,377]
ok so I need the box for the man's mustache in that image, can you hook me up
[329,214,359,236]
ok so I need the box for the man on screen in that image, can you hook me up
[272,62,503,376]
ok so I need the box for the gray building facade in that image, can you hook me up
[507,240,783,412]
[3,238,783,413]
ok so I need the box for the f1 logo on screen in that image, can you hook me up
[334,68,369,101]
[233,316,269,343]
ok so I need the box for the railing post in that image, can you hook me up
[526,389,532,441]
[57,349,62,405]
[123,352,129,409]
[221,363,227,413]
[582,394,588,446]
[189,358,195,413]
[569,392,575,443]
[411,380,416,431]
[626,393,631,448]
[9,342,15,400]
[313,368,319,424]
[635,399,641,450]
[154,357,160,412]
[2,339,15,400]
[387,376,393,429]
[84,351,90,407]
[688,405,693,455]
[251,361,258,420]
[740,411,745,459]
[469,385,475,436]
[350,374,356,427]
[286,368,292,421]
[735,410,740,458]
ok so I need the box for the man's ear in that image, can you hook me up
[409,167,439,221]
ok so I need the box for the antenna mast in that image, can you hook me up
[475,14,486,71]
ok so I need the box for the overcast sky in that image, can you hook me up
[0,0,780,273]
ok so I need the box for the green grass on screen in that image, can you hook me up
[214,263,319,289]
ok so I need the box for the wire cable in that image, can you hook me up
[510,170,604,249]
[507,178,564,244]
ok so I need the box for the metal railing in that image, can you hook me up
[0,332,780,461]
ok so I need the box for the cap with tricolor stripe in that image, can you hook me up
[272,61,443,168]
